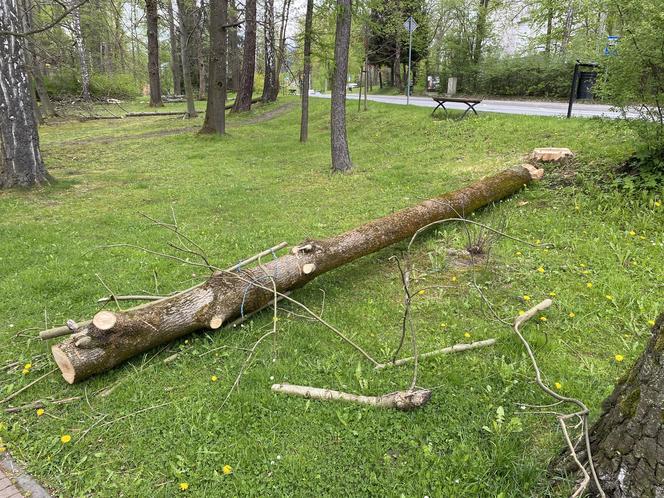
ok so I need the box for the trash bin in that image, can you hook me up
[577,71,597,99]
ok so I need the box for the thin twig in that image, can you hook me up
[0,369,57,405]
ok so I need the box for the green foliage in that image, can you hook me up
[444,55,574,97]
[593,0,664,184]
[44,70,141,99]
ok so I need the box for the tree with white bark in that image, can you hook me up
[0,0,50,188]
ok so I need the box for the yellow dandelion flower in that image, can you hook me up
[554,382,562,390]
[581,270,590,275]
[417,289,426,295]
[605,295,613,301]
[179,482,189,491]
[539,316,547,322]
[639,235,646,240]
[0,447,6,453]
[518,310,525,316]
[464,332,471,338]
[60,434,71,444]
[580,263,586,268]
[21,368,30,375]
[628,230,636,236]
[222,465,233,475]
[36,408,45,417]
[586,282,593,288]
[440,323,447,328]
[535,239,541,245]
[537,267,545,273]
[647,319,655,327]
[523,295,531,301]
[211,375,218,382]
[549,292,556,297]
[451,276,457,282]
[24,363,32,370]
[568,312,576,318]
[655,201,661,207]
[614,354,624,362]
[515,251,522,256]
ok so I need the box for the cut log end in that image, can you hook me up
[51,345,76,384]
[209,316,223,329]
[92,311,117,331]
[302,263,316,274]
[521,163,545,181]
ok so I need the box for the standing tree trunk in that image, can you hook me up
[299,0,313,143]
[195,0,207,99]
[564,314,664,497]
[167,0,183,95]
[146,0,163,106]
[472,0,490,64]
[544,6,553,55]
[22,0,55,121]
[561,1,574,53]
[46,165,543,383]
[231,0,256,111]
[261,0,278,102]
[200,0,227,134]
[0,0,50,188]
[330,0,353,172]
[227,0,240,93]
[70,0,91,100]
[176,0,197,117]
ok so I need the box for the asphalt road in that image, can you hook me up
[312,92,636,119]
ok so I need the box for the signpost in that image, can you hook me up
[403,16,417,105]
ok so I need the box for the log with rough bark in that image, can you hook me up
[555,313,664,497]
[47,165,543,384]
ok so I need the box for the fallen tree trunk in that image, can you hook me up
[124,99,258,118]
[48,164,542,383]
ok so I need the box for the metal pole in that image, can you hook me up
[407,19,413,105]
[567,62,579,119]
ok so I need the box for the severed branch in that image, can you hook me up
[271,383,432,411]
[375,339,497,370]
[97,295,164,304]
[513,299,605,498]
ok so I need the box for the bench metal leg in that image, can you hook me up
[431,102,444,117]
[460,103,479,119]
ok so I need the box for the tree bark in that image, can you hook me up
[199,0,227,134]
[0,0,50,188]
[167,0,183,95]
[261,0,278,102]
[299,0,313,143]
[330,0,353,172]
[47,164,543,383]
[472,0,490,64]
[231,0,256,112]
[146,0,163,106]
[227,0,240,92]
[176,0,197,117]
[70,0,91,100]
[565,314,664,497]
[195,0,207,99]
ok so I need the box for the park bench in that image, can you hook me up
[431,96,482,119]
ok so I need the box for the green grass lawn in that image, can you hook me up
[0,97,662,497]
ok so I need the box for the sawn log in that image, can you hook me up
[49,164,543,383]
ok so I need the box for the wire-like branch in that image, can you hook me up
[0,0,91,37]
